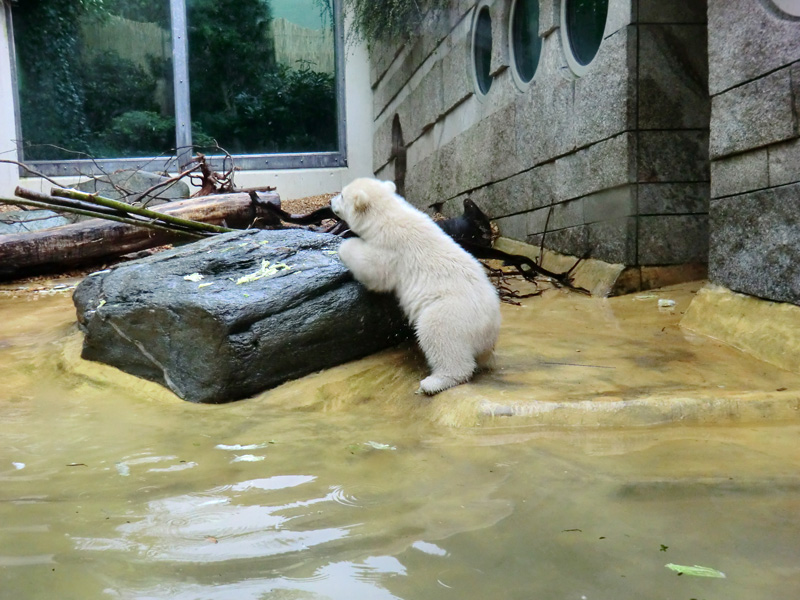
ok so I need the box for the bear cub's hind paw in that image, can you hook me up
[416,374,465,396]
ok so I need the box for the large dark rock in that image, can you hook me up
[73,229,408,403]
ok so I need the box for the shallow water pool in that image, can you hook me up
[1,290,799,599]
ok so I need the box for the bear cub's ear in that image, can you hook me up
[382,180,397,194]
[352,189,370,214]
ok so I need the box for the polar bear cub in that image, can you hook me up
[332,177,501,395]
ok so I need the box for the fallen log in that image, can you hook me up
[0,192,279,280]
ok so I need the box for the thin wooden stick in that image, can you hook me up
[1,195,206,238]
[50,187,234,234]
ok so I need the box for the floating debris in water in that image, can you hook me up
[231,454,266,463]
[658,299,676,308]
[215,442,271,451]
[665,563,726,578]
[183,273,204,282]
[411,541,448,556]
[12,462,25,470]
[148,462,197,473]
[236,260,291,284]
[363,441,396,451]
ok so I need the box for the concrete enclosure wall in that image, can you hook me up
[371,0,710,284]
[707,0,800,305]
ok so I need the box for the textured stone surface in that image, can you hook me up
[638,214,709,264]
[555,133,634,201]
[639,0,707,23]
[587,217,637,264]
[710,184,800,304]
[469,163,556,218]
[372,115,394,173]
[494,213,528,242]
[573,26,637,143]
[397,61,444,143]
[638,130,709,182]
[769,137,800,187]
[583,185,636,222]
[373,54,415,118]
[373,0,714,273]
[75,170,189,206]
[710,150,769,198]
[538,0,559,36]
[404,151,439,208]
[441,33,472,114]
[638,24,709,130]
[708,0,800,95]
[710,66,798,159]
[72,229,408,403]
[532,224,591,260]
[605,0,636,36]
[443,103,520,194]
[488,0,511,77]
[514,32,577,169]
[547,198,584,230]
[638,183,709,214]
[369,39,402,88]
[0,210,71,234]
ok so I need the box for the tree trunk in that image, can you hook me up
[0,192,279,280]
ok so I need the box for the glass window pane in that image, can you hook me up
[13,1,175,161]
[187,0,338,155]
[511,0,542,84]
[565,0,609,67]
[473,6,493,95]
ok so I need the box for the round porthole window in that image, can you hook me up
[510,0,542,87]
[771,0,800,17]
[561,0,609,74]
[472,5,493,95]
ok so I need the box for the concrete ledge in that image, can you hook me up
[479,394,800,426]
[681,284,800,375]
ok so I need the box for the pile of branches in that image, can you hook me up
[0,152,588,296]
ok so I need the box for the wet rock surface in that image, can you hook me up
[72,229,408,403]
[0,210,72,233]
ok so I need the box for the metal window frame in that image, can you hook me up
[11,0,347,178]
[4,0,23,163]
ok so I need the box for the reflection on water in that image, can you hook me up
[1,290,800,599]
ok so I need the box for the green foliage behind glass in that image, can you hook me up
[13,0,337,161]
[14,0,91,159]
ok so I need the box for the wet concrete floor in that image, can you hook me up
[1,278,799,599]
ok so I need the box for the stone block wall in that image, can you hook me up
[707,0,800,305]
[370,0,710,287]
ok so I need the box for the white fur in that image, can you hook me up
[332,178,501,395]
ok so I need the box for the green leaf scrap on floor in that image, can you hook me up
[236,260,291,285]
[665,563,726,578]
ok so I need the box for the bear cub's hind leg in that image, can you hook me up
[414,309,478,395]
